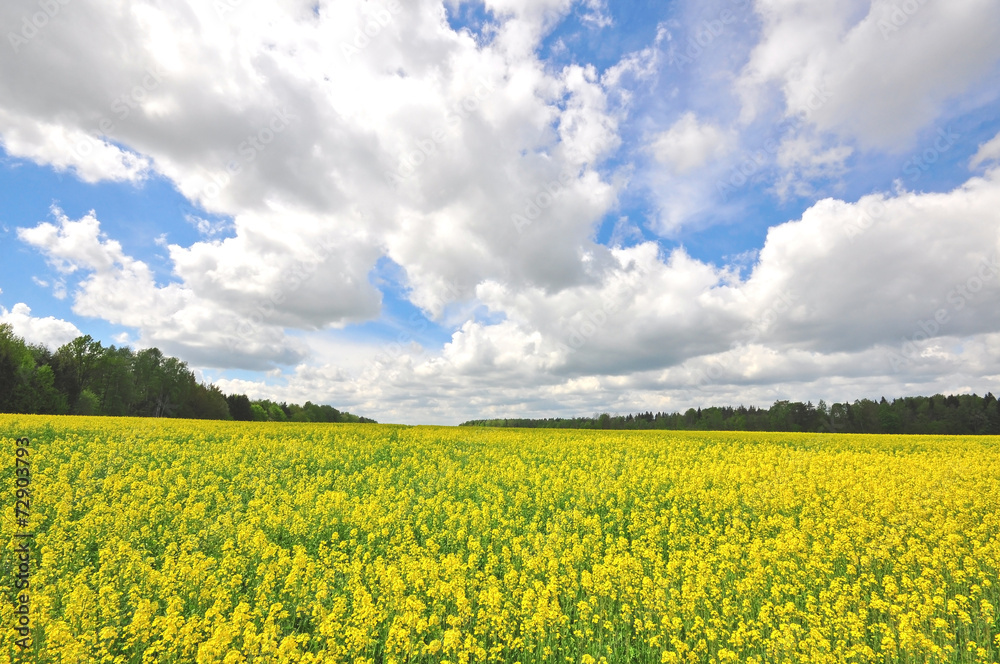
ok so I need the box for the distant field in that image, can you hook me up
[2,416,999,663]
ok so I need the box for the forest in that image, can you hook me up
[0,323,375,423]
[461,394,1000,435]
[8,321,1000,433]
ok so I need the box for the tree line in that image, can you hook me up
[461,394,1000,435]
[0,324,375,423]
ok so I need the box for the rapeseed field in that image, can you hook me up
[1,415,998,663]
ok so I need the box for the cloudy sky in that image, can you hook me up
[2,0,1000,424]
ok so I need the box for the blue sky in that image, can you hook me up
[2,0,1000,423]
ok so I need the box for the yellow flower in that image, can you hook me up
[5,416,1000,663]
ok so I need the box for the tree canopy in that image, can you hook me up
[0,324,375,423]
[460,395,1000,435]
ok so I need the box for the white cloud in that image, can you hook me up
[608,216,643,248]
[971,130,1000,170]
[17,209,310,369]
[3,0,633,335]
[167,207,383,329]
[0,303,81,349]
[15,137,991,424]
[185,214,231,237]
[580,0,613,29]
[479,0,575,56]
[231,167,1000,424]
[600,36,661,108]
[637,0,1000,232]
[652,112,732,175]
[0,111,151,183]
[748,171,1000,354]
[773,132,853,198]
[642,110,743,233]
[739,0,1000,149]
[18,210,129,274]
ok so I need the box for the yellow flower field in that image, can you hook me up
[2,415,999,663]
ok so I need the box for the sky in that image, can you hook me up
[2,0,1000,425]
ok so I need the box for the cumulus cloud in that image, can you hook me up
[652,112,732,175]
[0,303,81,349]
[773,131,854,198]
[0,112,151,183]
[748,170,1000,353]
[468,165,1000,381]
[970,130,1000,170]
[641,0,1000,231]
[17,209,309,369]
[167,208,384,330]
[205,167,1000,423]
[739,0,1000,149]
[2,0,638,320]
